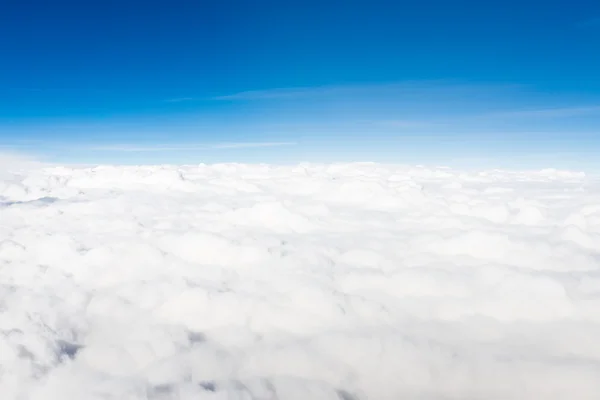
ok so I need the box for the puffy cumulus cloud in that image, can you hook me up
[1,162,600,399]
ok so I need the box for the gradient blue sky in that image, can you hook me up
[1,0,600,169]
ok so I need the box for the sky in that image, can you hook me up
[1,0,600,169]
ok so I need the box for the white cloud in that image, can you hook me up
[369,119,443,129]
[1,162,600,399]
[76,141,297,152]
[212,86,335,100]
[481,105,600,118]
[164,97,196,103]
[211,80,526,101]
[209,141,297,149]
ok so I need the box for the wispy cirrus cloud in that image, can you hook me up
[209,141,297,149]
[477,105,600,119]
[206,81,600,127]
[353,105,600,129]
[211,80,527,101]
[349,105,600,132]
[369,119,444,129]
[0,140,297,154]
[164,97,196,103]
[211,86,341,101]
[80,141,297,152]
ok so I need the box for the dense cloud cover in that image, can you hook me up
[1,161,600,399]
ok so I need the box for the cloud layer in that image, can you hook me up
[1,162,600,399]
[81,141,297,152]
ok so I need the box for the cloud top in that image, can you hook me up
[1,162,599,399]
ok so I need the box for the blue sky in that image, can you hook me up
[1,1,600,169]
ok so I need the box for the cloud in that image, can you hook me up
[211,80,526,101]
[1,162,599,399]
[479,105,600,119]
[82,141,297,152]
[346,105,600,131]
[212,86,340,101]
[209,141,297,149]
[369,119,444,129]
[164,97,196,103]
